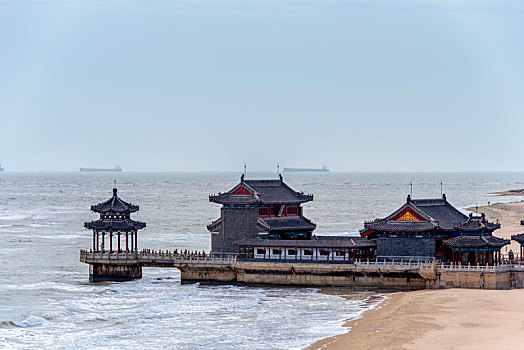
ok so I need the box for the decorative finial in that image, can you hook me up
[113,179,117,196]
[244,163,247,177]
[440,181,443,196]
[442,193,446,201]
[277,163,280,176]
[241,173,245,182]
[410,182,413,197]
[407,194,411,202]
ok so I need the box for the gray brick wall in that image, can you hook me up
[376,237,435,260]
[211,206,259,256]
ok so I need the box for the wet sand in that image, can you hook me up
[309,201,524,350]
[309,288,524,350]
[490,189,524,196]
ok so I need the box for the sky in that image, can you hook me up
[1,0,524,172]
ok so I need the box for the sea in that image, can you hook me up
[1,171,523,349]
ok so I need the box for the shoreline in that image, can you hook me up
[309,200,524,350]
[310,288,524,350]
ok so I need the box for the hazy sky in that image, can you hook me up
[2,0,524,171]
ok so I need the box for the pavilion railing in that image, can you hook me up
[80,250,237,265]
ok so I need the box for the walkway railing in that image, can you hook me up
[80,250,524,273]
[437,261,524,273]
[354,260,435,271]
[80,250,237,265]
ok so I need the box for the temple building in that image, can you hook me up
[445,214,509,265]
[208,175,375,260]
[85,188,146,253]
[511,233,524,261]
[360,194,508,264]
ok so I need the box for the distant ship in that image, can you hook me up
[283,165,329,173]
[80,165,122,173]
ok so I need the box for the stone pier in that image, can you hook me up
[89,263,142,282]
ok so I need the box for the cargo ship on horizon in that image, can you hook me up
[79,165,122,173]
[283,165,329,173]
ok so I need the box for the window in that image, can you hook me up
[270,207,278,216]
[286,206,299,215]
[303,249,312,255]
[335,250,345,256]
[272,249,281,255]
[319,250,329,256]
[256,249,265,255]
[287,249,296,255]
[259,207,269,216]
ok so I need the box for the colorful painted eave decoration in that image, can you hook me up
[392,208,425,222]
[232,187,251,196]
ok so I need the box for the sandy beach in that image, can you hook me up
[309,200,524,350]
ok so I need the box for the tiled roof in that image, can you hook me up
[258,216,316,231]
[444,234,509,248]
[364,220,437,232]
[91,188,139,213]
[84,218,146,231]
[235,236,376,248]
[454,213,500,232]
[209,175,313,205]
[511,233,524,244]
[207,218,222,232]
[410,197,468,230]
[362,195,481,236]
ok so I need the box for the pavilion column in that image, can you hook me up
[93,232,96,252]
[130,233,133,253]
[484,251,487,266]
[134,231,138,251]
[109,231,113,253]
[102,233,105,252]
[96,232,99,252]
[118,232,121,252]
[126,232,129,252]
[476,251,479,265]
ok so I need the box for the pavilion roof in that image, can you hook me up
[258,216,316,232]
[209,175,313,205]
[444,234,509,248]
[409,196,469,230]
[235,235,376,248]
[207,216,316,233]
[91,188,139,213]
[363,194,477,236]
[84,218,146,231]
[453,213,500,232]
[511,233,524,244]
[363,220,438,233]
